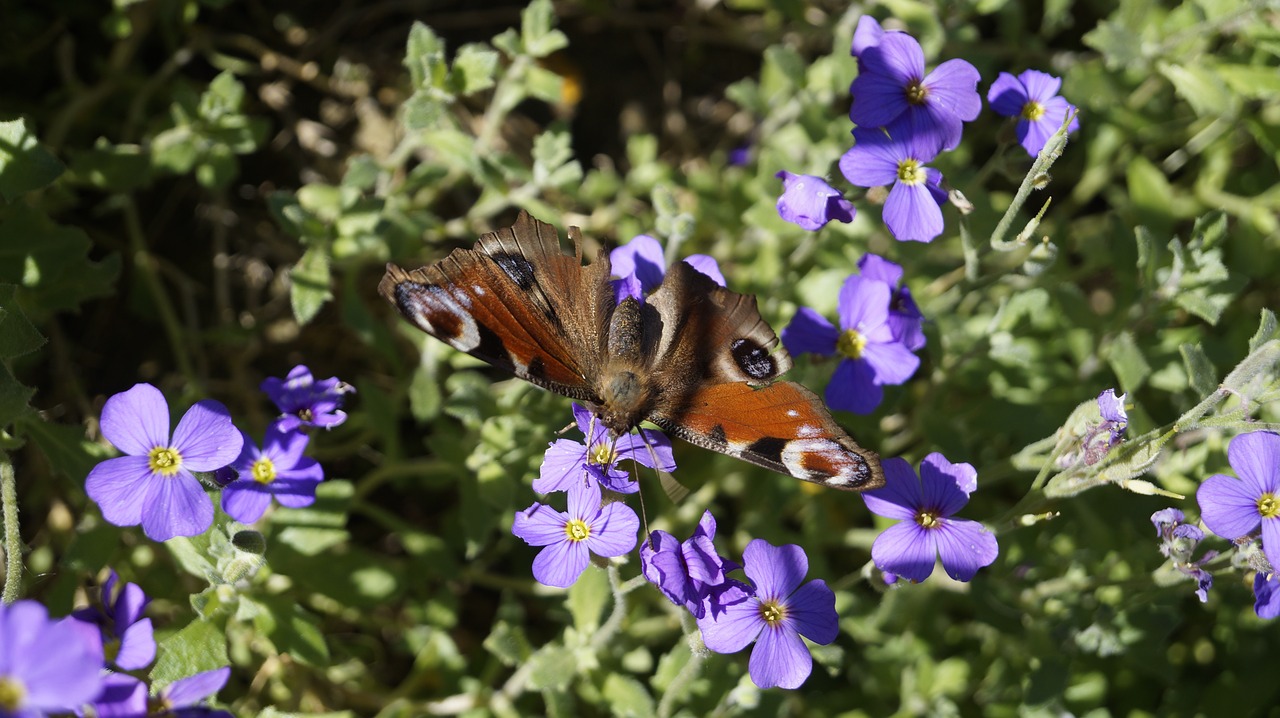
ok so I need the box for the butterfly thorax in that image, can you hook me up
[593,296,660,433]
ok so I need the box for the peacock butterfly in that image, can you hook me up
[378,212,884,491]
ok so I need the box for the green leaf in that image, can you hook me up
[1106,331,1151,392]
[404,21,449,89]
[1179,343,1218,395]
[151,618,229,689]
[521,0,569,57]
[290,245,333,325]
[524,65,564,104]
[1158,63,1237,117]
[483,620,532,667]
[762,45,806,91]
[19,413,105,481]
[602,674,656,718]
[0,285,44,358]
[165,534,218,582]
[567,565,609,633]
[275,480,352,557]
[1191,210,1227,250]
[450,43,499,94]
[0,365,35,430]
[403,89,450,130]
[0,204,120,316]
[532,128,582,188]
[1249,309,1278,353]
[68,140,152,191]
[1126,157,1175,233]
[1216,63,1280,100]
[526,644,578,691]
[0,118,65,202]
[409,359,442,421]
[255,597,332,668]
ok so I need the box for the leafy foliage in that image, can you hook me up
[2,0,1279,715]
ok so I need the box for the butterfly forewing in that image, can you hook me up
[378,215,604,400]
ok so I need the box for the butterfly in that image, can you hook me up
[377,211,884,491]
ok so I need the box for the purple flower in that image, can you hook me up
[610,235,724,303]
[862,453,998,582]
[640,511,751,619]
[1254,572,1280,620]
[70,570,156,671]
[1150,508,1217,602]
[90,673,149,718]
[0,600,104,716]
[158,666,233,718]
[848,31,981,151]
[774,171,855,231]
[1081,389,1128,465]
[261,365,354,432]
[728,144,751,167]
[512,481,640,588]
[840,121,948,242]
[850,16,886,60]
[85,384,243,541]
[987,70,1079,157]
[696,539,838,690]
[1197,431,1280,572]
[857,254,925,351]
[221,425,325,523]
[534,404,675,496]
[781,274,920,414]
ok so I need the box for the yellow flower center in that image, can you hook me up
[564,518,591,542]
[252,457,277,485]
[148,446,183,477]
[297,408,313,422]
[0,676,26,711]
[905,79,928,105]
[588,442,617,466]
[837,328,868,360]
[1021,100,1046,122]
[896,158,926,186]
[759,599,787,626]
[1259,493,1279,519]
[917,511,941,529]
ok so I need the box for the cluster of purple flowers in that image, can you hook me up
[782,254,925,415]
[633,452,995,689]
[1142,431,1280,619]
[0,572,232,716]
[773,16,1078,242]
[1193,431,1280,618]
[505,233,997,690]
[85,365,351,541]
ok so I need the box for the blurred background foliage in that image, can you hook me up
[2,0,1280,715]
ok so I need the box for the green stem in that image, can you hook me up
[121,196,197,384]
[656,639,706,718]
[2,454,22,603]
[589,564,630,651]
[989,110,1076,251]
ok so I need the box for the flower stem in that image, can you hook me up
[121,196,198,384]
[589,564,630,651]
[1,453,22,604]
[656,634,706,718]
[988,109,1075,251]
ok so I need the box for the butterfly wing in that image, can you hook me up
[644,262,883,491]
[378,211,613,401]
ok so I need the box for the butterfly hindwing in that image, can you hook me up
[643,261,883,491]
[649,380,883,490]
